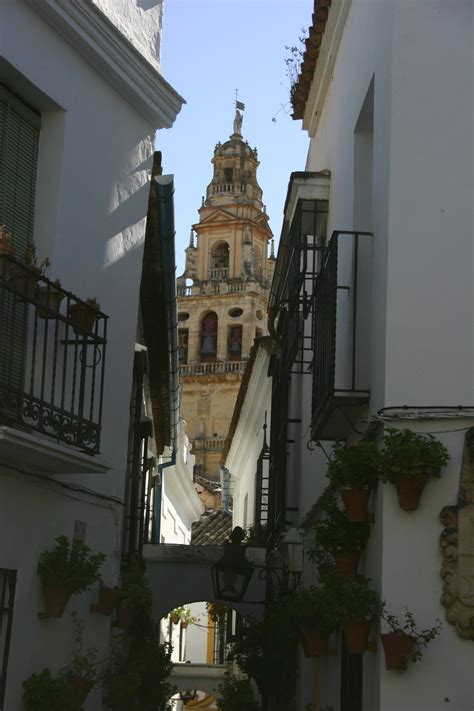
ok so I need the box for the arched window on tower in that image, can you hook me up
[228,325,242,361]
[178,329,188,364]
[209,242,229,280]
[200,312,218,363]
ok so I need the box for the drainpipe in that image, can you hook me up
[220,466,231,514]
[153,175,180,543]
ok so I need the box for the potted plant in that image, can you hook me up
[217,668,260,711]
[207,601,227,623]
[0,224,15,276]
[10,241,50,297]
[37,535,106,618]
[307,494,371,578]
[37,279,64,319]
[68,296,101,334]
[380,428,449,510]
[102,634,140,711]
[23,669,81,711]
[327,441,380,521]
[65,612,102,704]
[337,574,378,654]
[380,603,442,670]
[291,583,343,657]
[90,581,120,616]
[116,554,152,631]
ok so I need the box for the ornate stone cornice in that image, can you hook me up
[25,0,184,127]
[440,427,474,639]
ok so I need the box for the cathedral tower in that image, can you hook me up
[177,110,275,481]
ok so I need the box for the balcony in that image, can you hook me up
[0,256,108,466]
[311,231,372,440]
[177,276,270,299]
[209,267,228,280]
[191,437,225,453]
[180,361,247,377]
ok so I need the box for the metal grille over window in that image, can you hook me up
[0,569,16,710]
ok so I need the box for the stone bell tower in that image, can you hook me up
[177,109,275,482]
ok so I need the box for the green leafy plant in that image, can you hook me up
[85,296,101,311]
[37,536,105,593]
[289,582,343,635]
[169,605,198,626]
[380,428,449,482]
[306,493,371,569]
[217,669,259,711]
[21,241,50,273]
[381,602,442,662]
[335,573,377,620]
[107,555,175,710]
[23,669,80,711]
[327,440,381,489]
[67,611,102,684]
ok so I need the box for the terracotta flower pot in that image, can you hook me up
[342,618,373,654]
[68,675,93,704]
[335,550,361,578]
[10,265,41,297]
[116,600,133,630]
[0,239,15,277]
[36,286,64,319]
[300,626,329,657]
[90,585,120,616]
[340,487,371,522]
[68,303,98,334]
[180,620,189,629]
[393,474,428,511]
[42,585,73,618]
[380,632,416,670]
[170,613,180,625]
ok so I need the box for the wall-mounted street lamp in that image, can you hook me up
[211,526,303,604]
[211,526,254,602]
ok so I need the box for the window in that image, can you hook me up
[0,569,17,710]
[0,85,40,254]
[228,325,242,361]
[210,242,229,275]
[178,329,188,364]
[224,167,233,183]
[200,312,218,363]
[0,85,40,410]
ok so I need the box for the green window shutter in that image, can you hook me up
[0,87,40,410]
[0,85,40,256]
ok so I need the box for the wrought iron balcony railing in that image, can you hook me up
[0,256,107,454]
[311,230,372,440]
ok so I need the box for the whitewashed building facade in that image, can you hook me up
[0,1,184,708]
[226,1,474,710]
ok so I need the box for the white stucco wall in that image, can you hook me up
[92,0,163,72]
[225,345,272,530]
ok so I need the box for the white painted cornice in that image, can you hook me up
[25,0,185,127]
[303,0,351,137]
[164,457,204,525]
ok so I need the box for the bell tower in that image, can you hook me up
[177,109,275,481]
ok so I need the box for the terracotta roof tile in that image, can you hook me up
[292,0,332,121]
[194,476,221,494]
[191,509,232,546]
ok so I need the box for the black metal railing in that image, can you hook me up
[311,233,338,429]
[0,255,107,454]
[311,231,372,439]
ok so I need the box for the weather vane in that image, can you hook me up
[235,88,245,112]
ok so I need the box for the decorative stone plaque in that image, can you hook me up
[440,427,474,639]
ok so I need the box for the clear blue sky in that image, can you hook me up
[157,0,312,275]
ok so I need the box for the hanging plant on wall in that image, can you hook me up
[37,536,106,618]
[380,602,442,670]
[380,428,449,510]
[306,492,371,578]
[23,669,81,711]
[326,440,381,522]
